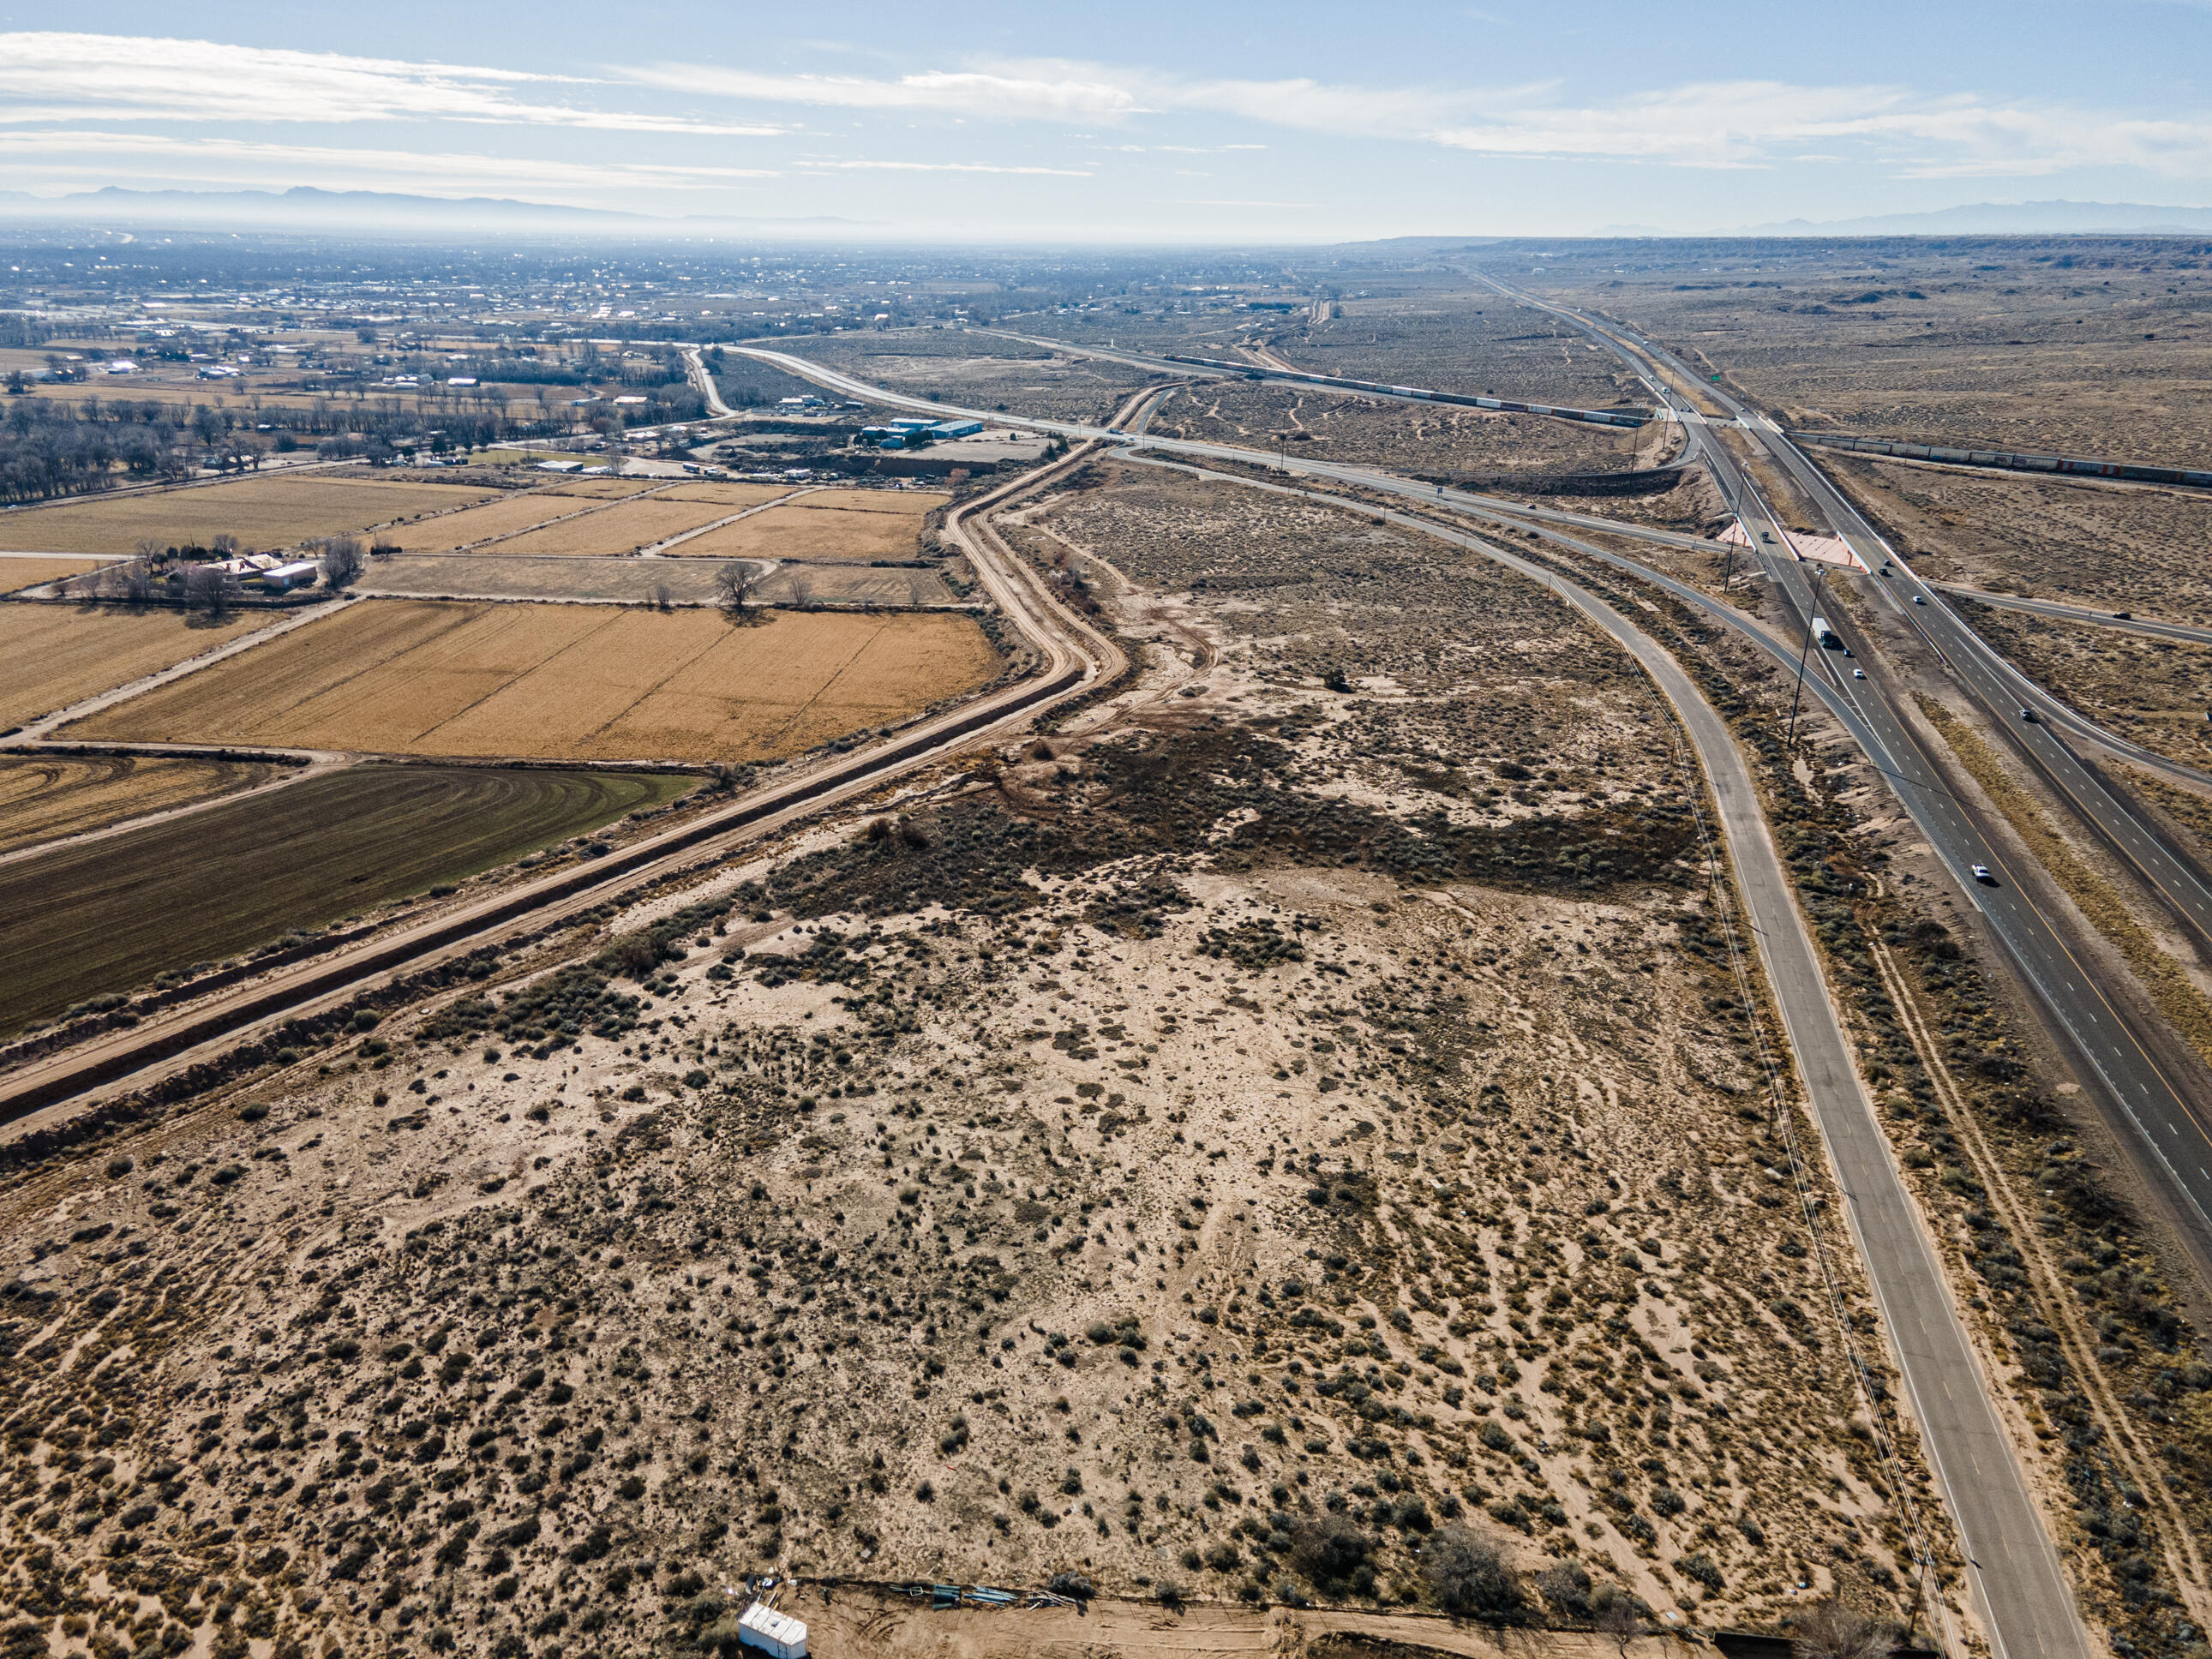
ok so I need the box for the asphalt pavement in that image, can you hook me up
[1461,282,2212,1238]
[1930,583,2212,650]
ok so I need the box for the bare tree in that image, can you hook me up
[102,559,153,606]
[183,563,241,620]
[1793,1596,1896,1659]
[319,535,366,590]
[209,531,241,558]
[713,560,757,615]
[787,571,814,609]
[651,582,674,613]
[1422,1525,1523,1617]
[1600,1597,1645,1659]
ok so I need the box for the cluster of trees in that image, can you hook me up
[57,531,366,618]
[0,388,608,502]
[0,398,198,502]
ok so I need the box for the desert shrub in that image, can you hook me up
[1675,1553,1724,1592]
[1424,1524,1525,1619]
[1047,1571,1093,1602]
[1537,1562,1592,1614]
[1288,1516,1374,1590]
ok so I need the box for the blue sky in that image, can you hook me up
[2,1,2209,238]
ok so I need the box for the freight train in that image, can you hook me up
[1789,430,2212,489]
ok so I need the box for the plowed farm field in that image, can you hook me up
[800,489,950,516]
[536,477,660,500]
[378,493,593,551]
[491,496,757,555]
[653,482,800,509]
[0,604,265,728]
[0,474,496,554]
[0,764,694,1033]
[358,555,957,608]
[0,751,285,854]
[671,499,939,560]
[0,556,113,594]
[69,599,1001,761]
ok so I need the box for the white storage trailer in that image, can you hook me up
[738,1602,808,1658]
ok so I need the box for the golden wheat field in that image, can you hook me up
[654,482,802,509]
[377,494,590,552]
[490,496,753,555]
[0,752,283,853]
[0,605,265,728]
[803,489,949,516]
[669,502,930,560]
[0,556,114,594]
[538,478,662,500]
[69,599,1001,762]
[0,475,497,554]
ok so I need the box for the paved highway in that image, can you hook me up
[1456,279,2212,1244]
[1930,583,2212,650]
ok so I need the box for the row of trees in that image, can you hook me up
[0,390,603,503]
[0,398,195,501]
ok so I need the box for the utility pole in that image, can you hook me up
[1785,560,1830,748]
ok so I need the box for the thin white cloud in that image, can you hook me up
[0,130,776,195]
[621,63,1147,124]
[626,54,2212,178]
[801,159,1093,177]
[1433,80,2212,177]
[0,32,776,135]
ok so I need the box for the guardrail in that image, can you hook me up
[1790,429,2212,489]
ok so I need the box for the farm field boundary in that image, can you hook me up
[0,474,500,554]
[0,764,698,1037]
[63,598,1003,763]
[0,752,291,858]
[0,598,356,744]
[0,422,1128,1128]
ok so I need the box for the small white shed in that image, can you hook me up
[737,1602,808,1659]
[261,560,321,591]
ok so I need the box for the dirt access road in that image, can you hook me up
[787,1586,1685,1659]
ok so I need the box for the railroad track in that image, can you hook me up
[0,417,1141,1137]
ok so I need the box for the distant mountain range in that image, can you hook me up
[1735,200,2212,237]
[0,185,870,240]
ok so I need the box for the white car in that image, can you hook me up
[1971,864,1997,885]
[1853,668,1867,680]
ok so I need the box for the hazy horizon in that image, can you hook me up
[2,2,2209,242]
